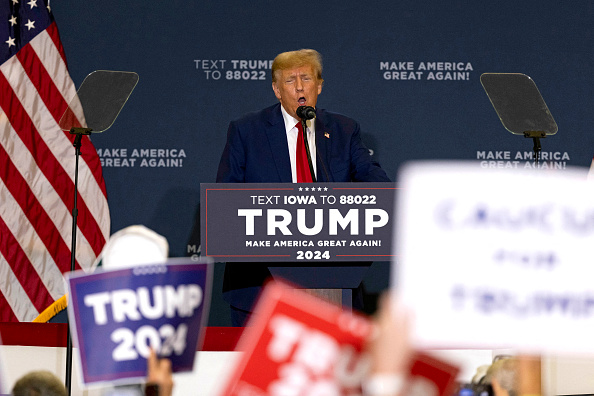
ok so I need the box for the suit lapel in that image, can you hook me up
[265,104,292,182]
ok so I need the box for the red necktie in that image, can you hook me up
[296,121,313,183]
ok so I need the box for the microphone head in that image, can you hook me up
[296,106,316,120]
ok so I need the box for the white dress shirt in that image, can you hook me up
[280,105,317,183]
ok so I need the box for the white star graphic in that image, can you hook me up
[317,187,322,191]
[304,187,309,191]
[27,0,37,8]
[25,19,35,30]
[6,36,16,48]
[9,15,17,26]
[298,187,303,191]
[323,187,328,191]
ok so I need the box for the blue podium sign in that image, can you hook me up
[66,258,212,386]
[200,183,396,262]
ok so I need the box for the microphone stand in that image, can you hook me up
[66,126,92,396]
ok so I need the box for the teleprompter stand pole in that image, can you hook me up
[59,70,139,394]
[65,127,92,396]
[524,130,546,167]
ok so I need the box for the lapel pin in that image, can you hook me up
[324,132,330,139]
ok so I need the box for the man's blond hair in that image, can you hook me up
[271,49,323,83]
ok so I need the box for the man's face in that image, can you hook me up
[272,65,323,119]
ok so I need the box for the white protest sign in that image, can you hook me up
[394,162,594,355]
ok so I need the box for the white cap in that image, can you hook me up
[95,225,169,270]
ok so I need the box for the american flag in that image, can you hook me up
[0,0,109,321]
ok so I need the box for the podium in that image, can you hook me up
[200,182,396,308]
[267,263,370,308]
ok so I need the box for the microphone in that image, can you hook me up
[296,106,316,120]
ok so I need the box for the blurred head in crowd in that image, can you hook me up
[12,370,67,396]
[483,357,518,396]
[97,225,169,270]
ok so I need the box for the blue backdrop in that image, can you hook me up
[51,0,594,325]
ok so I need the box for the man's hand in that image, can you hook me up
[146,349,174,396]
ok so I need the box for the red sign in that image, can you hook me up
[222,281,460,395]
[222,281,373,395]
[407,352,461,396]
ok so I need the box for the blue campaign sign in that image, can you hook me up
[66,258,213,386]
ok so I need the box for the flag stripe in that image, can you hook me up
[0,117,97,267]
[0,293,19,322]
[29,27,109,199]
[18,31,109,249]
[17,43,66,124]
[0,63,105,257]
[0,253,22,322]
[45,21,67,67]
[10,45,108,253]
[0,213,54,314]
[0,175,66,303]
[0,140,81,274]
[28,27,76,119]
[28,30,109,243]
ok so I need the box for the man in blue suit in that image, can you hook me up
[216,49,390,326]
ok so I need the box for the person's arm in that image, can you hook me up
[362,293,412,396]
[145,350,174,396]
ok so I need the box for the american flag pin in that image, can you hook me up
[324,132,330,138]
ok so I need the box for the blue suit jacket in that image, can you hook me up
[217,103,390,184]
[216,103,390,312]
